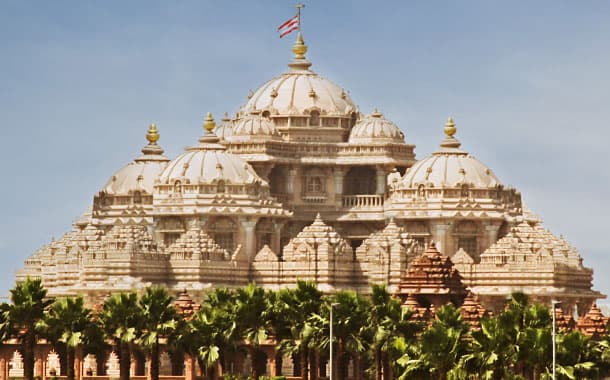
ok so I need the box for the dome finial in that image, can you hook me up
[146,123,160,144]
[292,32,308,59]
[444,117,456,138]
[203,112,216,134]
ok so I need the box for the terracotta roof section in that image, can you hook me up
[397,241,467,301]
[577,304,609,337]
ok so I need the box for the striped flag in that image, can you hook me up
[278,15,299,38]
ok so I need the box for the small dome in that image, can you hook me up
[157,114,265,187]
[401,118,501,189]
[102,124,170,195]
[241,34,357,117]
[228,110,282,142]
[214,113,234,141]
[348,109,405,143]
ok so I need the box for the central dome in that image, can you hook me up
[240,33,358,119]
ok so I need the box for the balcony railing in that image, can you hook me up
[342,195,384,209]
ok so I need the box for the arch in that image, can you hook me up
[454,220,479,257]
[84,354,97,376]
[344,166,376,195]
[46,350,61,377]
[268,166,287,195]
[8,350,24,378]
[261,110,271,119]
[174,180,183,194]
[303,168,327,195]
[208,217,238,252]
[309,110,320,126]
[256,218,274,251]
[133,190,142,204]
[159,352,172,376]
[217,180,226,194]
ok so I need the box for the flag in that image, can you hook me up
[278,15,299,38]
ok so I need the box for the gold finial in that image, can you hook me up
[146,123,160,144]
[203,112,216,133]
[292,32,308,59]
[444,117,456,138]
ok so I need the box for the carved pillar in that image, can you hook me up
[375,167,387,195]
[272,223,283,256]
[184,354,196,380]
[0,355,6,380]
[35,352,44,380]
[432,222,451,254]
[241,219,258,261]
[485,222,501,255]
[287,167,298,196]
[333,167,346,206]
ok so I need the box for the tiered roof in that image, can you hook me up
[396,241,466,306]
[282,214,351,262]
[174,290,199,319]
[576,304,609,337]
[460,292,488,329]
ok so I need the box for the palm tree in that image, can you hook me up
[99,292,140,380]
[234,283,273,379]
[138,287,178,380]
[275,280,323,380]
[38,297,93,380]
[3,278,52,380]
[397,304,469,380]
[305,291,370,380]
[367,285,419,380]
[555,330,598,379]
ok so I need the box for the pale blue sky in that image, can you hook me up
[1,1,608,299]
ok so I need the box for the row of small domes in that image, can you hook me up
[103,115,503,197]
[214,108,405,144]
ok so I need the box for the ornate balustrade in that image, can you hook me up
[341,194,384,209]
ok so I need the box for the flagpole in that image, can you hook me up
[296,2,304,32]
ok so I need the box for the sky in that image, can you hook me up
[0,1,608,300]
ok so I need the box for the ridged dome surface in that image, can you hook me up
[401,120,501,189]
[348,109,404,143]
[228,111,282,142]
[214,114,234,141]
[102,125,170,195]
[241,35,357,117]
[157,135,263,186]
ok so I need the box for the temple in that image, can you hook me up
[17,29,604,316]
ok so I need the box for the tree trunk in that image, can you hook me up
[150,341,160,380]
[119,343,131,380]
[381,352,393,380]
[336,342,344,380]
[375,348,381,380]
[309,349,317,380]
[23,329,35,380]
[300,349,308,380]
[249,346,256,380]
[66,347,75,380]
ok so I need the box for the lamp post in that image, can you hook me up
[551,300,561,380]
[330,302,340,380]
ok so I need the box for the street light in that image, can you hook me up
[329,302,340,380]
[551,300,561,380]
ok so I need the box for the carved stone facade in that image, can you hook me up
[17,32,604,312]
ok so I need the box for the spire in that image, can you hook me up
[146,123,160,144]
[139,123,166,157]
[197,112,225,149]
[439,116,463,150]
[203,112,216,134]
[288,32,312,71]
[288,4,312,71]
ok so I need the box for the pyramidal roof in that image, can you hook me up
[397,242,466,297]
[481,221,583,268]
